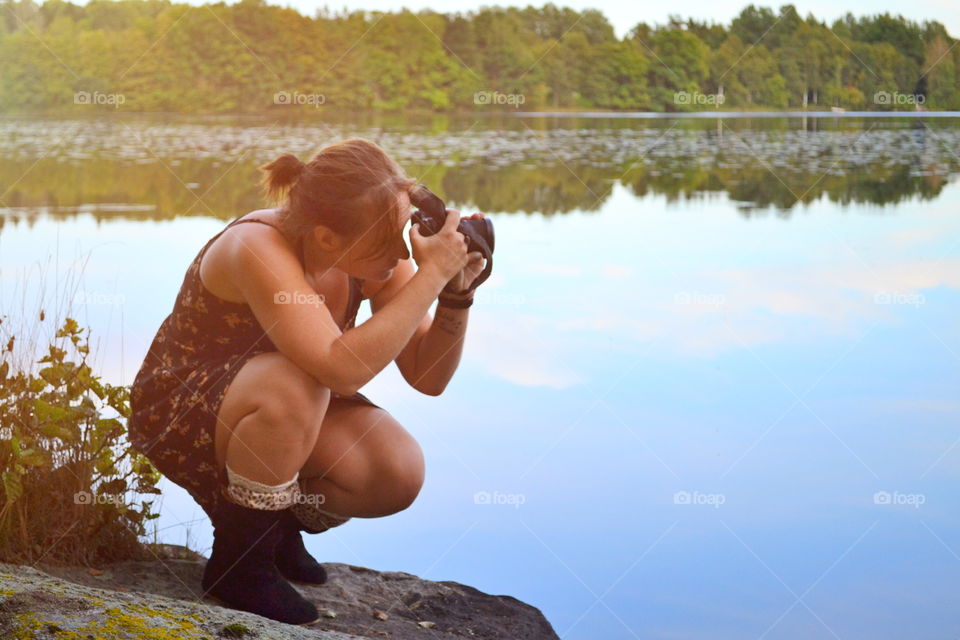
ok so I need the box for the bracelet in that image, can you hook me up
[437,293,474,309]
[442,282,471,296]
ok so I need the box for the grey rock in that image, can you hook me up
[0,549,559,640]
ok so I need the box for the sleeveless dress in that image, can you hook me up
[127,216,380,520]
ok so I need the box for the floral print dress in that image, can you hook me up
[128,216,379,519]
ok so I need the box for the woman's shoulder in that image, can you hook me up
[230,208,284,228]
[198,208,291,305]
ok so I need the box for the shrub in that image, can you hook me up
[0,312,162,567]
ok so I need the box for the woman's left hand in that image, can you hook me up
[444,212,487,295]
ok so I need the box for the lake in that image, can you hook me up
[2,112,959,639]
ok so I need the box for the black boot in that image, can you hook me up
[201,498,320,625]
[274,509,328,585]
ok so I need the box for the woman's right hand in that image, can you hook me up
[409,208,470,282]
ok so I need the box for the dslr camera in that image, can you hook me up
[409,184,495,294]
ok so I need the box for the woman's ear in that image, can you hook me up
[310,224,343,252]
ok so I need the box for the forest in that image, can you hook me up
[1,0,958,112]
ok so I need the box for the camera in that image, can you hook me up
[409,184,495,294]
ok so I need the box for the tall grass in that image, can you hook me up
[0,253,165,567]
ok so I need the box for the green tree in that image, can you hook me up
[644,28,709,110]
[0,1,956,113]
[922,35,959,108]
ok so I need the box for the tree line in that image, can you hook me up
[1,0,957,112]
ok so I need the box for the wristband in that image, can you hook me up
[442,281,472,295]
[437,293,474,309]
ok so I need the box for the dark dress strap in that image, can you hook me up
[345,274,364,329]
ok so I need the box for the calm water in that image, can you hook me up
[2,113,960,639]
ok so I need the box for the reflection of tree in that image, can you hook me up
[440,150,954,215]
[437,165,614,216]
[0,158,265,224]
[0,123,956,224]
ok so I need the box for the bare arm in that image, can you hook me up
[368,258,471,396]
[407,305,470,395]
[403,213,485,394]
[227,209,468,395]
[327,266,448,394]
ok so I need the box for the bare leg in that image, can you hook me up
[215,352,331,486]
[297,401,425,518]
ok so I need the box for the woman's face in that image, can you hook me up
[336,189,413,281]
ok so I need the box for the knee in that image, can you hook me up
[373,437,425,515]
[253,356,331,446]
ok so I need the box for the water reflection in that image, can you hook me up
[1,115,959,639]
[1,115,958,229]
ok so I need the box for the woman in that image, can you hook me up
[127,138,486,625]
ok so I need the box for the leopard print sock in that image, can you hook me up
[224,463,301,510]
[290,478,351,532]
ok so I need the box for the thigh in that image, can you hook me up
[213,350,330,469]
[299,400,424,487]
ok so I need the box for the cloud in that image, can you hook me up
[528,263,583,277]
[467,315,586,389]
[541,256,960,359]
[601,264,633,278]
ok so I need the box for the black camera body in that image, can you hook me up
[409,184,495,294]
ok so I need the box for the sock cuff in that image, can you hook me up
[289,497,351,533]
[224,463,301,510]
[226,463,299,492]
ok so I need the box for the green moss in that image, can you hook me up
[10,612,44,640]
[75,603,211,639]
[80,593,106,607]
[8,599,217,640]
[219,622,253,637]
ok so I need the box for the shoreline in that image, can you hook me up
[509,110,960,119]
[2,110,960,121]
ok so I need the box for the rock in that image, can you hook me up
[0,549,559,640]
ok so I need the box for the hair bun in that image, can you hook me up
[258,153,306,201]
